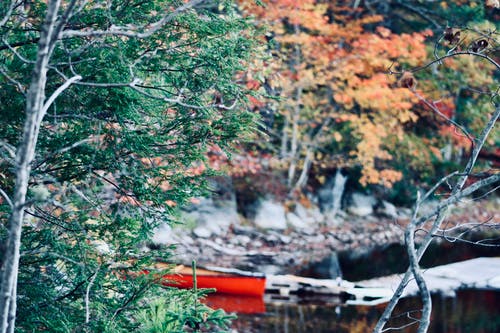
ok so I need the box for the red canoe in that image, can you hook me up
[161,265,266,297]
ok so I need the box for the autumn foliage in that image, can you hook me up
[235,1,434,190]
[227,0,499,197]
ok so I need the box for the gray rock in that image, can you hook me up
[181,197,240,237]
[254,200,287,230]
[193,226,213,238]
[152,223,174,244]
[295,203,314,223]
[264,233,280,243]
[377,200,399,218]
[295,203,324,224]
[310,206,325,223]
[179,234,194,245]
[234,234,251,246]
[347,192,377,217]
[306,234,325,243]
[279,235,292,244]
[257,265,282,275]
[286,212,309,229]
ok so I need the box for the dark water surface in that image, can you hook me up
[224,290,500,333]
[205,241,500,332]
[336,241,500,281]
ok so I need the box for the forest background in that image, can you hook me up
[0,0,498,332]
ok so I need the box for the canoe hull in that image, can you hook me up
[162,274,266,297]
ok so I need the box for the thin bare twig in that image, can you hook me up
[41,75,82,117]
[411,91,475,148]
[0,141,16,160]
[0,0,22,28]
[390,50,500,74]
[0,189,13,209]
[62,0,206,39]
[0,67,26,94]
[85,266,100,324]
[374,172,500,332]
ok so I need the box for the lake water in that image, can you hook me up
[204,241,500,332]
[215,289,500,333]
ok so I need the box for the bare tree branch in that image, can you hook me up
[85,266,100,325]
[62,0,206,39]
[453,105,500,193]
[375,103,499,331]
[130,84,240,110]
[411,91,474,147]
[1,38,36,64]
[381,317,420,332]
[48,0,79,52]
[41,75,82,117]
[0,66,26,94]
[0,0,22,28]
[0,140,16,160]
[401,180,498,333]
[374,158,499,332]
[418,171,460,204]
[389,50,500,75]
[0,1,63,331]
[404,192,434,333]
[0,189,13,209]
[393,1,442,30]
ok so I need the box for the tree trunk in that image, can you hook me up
[0,1,60,332]
[287,86,302,187]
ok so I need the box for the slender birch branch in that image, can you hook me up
[0,0,21,28]
[85,266,100,325]
[41,75,82,117]
[374,118,499,333]
[62,0,206,39]
[390,51,500,74]
[453,105,500,193]
[0,189,13,209]
[0,66,26,94]
[373,180,497,333]
[0,141,16,160]
[412,90,474,146]
[375,106,499,332]
[0,1,63,332]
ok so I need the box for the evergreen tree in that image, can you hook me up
[0,0,258,331]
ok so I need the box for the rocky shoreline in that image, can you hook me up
[152,196,499,278]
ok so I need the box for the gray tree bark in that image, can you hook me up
[373,104,500,333]
[0,1,211,331]
[0,1,61,331]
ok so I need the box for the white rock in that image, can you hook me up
[254,200,287,229]
[295,203,324,224]
[347,192,376,217]
[193,226,212,238]
[152,223,174,244]
[181,198,240,237]
[286,212,309,229]
[235,234,251,245]
[279,235,292,244]
[379,200,399,218]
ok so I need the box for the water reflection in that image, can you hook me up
[219,290,500,333]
